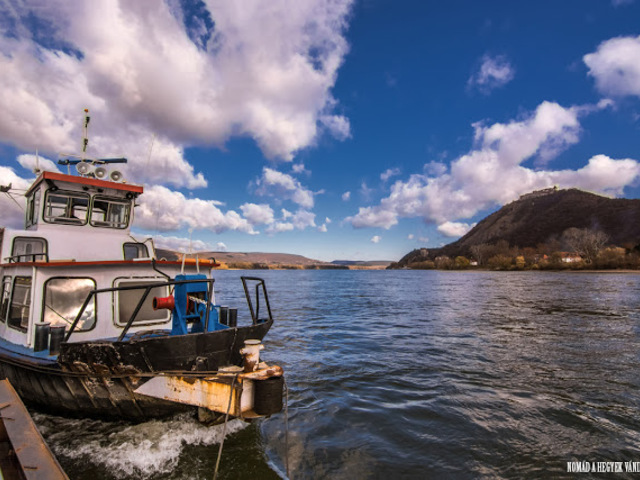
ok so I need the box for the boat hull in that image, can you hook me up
[0,321,273,421]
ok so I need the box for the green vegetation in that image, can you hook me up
[403,227,640,271]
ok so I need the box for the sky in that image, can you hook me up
[1,0,640,262]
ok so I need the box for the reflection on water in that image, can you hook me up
[35,271,640,479]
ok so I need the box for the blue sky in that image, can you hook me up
[1,1,639,262]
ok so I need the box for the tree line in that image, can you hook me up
[405,228,640,271]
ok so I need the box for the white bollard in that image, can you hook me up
[240,339,264,372]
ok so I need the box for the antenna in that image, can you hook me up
[82,109,90,160]
[146,133,156,168]
[34,148,41,175]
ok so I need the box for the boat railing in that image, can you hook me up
[65,276,273,343]
[65,278,216,342]
[241,276,273,325]
[4,252,49,263]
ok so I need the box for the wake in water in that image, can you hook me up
[33,412,247,478]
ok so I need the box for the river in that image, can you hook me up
[33,270,640,479]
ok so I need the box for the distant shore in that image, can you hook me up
[217,262,388,270]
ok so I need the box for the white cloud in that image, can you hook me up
[320,114,351,140]
[266,222,295,233]
[0,0,353,188]
[468,54,515,93]
[371,235,381,244]
[325,217,332,224]
[359,181,373,200]
[265,208,315,234]
[342,191,351,201]
[418,236,429,244]
[255,167,314,208]
[437,221,476,238]
[349,206,398,229]
[346,100,639,229]
[215,242,228,252]
[0,166,33,228]
[318,224,328,232]
[17,154,60,174]
[407,234,414,240]
[292,163,307,174]
[152,234,215,252]
[135,185,255,234]
[424,161,447,176]
[239,203,275,226]
[291,209,316,229]
[584,35,640,98]
[380,167,400,182]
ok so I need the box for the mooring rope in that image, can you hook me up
[213,373,238,480]
[284,376,291,479]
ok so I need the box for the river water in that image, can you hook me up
[33,270,640,479]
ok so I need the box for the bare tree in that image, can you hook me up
[470,244,492,266]
[561,227,609,264]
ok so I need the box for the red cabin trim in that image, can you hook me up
[25,171,144,196]
[0,259,220,268]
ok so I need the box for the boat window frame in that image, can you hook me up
[112,277,171,327]
[10,236,49,263]
[90,195,131,229]
[123,242,149,260]
[8,276,31,333]
[43,189,90,226]
[25,188,41,228]
[42,276,98,332]
[0,276,12,323]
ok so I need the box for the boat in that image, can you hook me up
[0,113,284,422]
[0,379,68,479]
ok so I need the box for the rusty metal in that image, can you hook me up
[239,365,283,381]
[240,340,263,373]
[133,364,283,418]
[0,379,68,479]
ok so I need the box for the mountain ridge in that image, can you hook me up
[391,188,640,268]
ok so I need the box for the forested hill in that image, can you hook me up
[390,188,640,268]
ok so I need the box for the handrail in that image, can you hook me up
[5,253,49,263]
[241,277,273,325]
[65,278,216,342]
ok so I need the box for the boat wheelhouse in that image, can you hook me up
[0,163,283,421]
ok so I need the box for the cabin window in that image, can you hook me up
[43,190,89,225]
[114,280,170,326]
[90,196,130,229]
[0,276,11,323]
[25,189,41,228]
[43,278,96,331]
[10,237,48,263]
[9,276,31,332]
[123,242,149,260]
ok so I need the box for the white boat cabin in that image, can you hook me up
[0,171,214,350]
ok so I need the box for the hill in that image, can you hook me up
[155,250,325,266]
[155,250,392,269]
[391,188,640,268]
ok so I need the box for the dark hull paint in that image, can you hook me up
[0,321,272,421]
